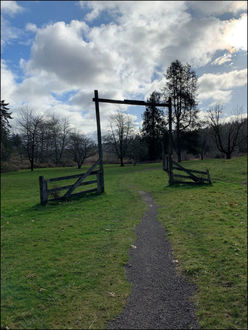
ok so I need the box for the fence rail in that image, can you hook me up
[39,159,103,205]
[47,170,99,183]
[163,156,211,185]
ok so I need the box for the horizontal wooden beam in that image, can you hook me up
[93,97,169,107]
[172,181,205,185]
[173,174,193,180]
[47,170,99,183]
[172,167,208,175]
[63,159,100,198]
[48,188,98,202]
[172,160,201,182]
[69,188,98,198]
[47,180,97,193]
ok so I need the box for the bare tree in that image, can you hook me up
[105,111,134,166]
[17,107,43,171]
[208,105,246,159]
[69,132,95,169]
[49,115,71,165]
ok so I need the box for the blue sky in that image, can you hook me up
[1,1,247,135]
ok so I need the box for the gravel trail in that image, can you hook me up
[107,191,199,329]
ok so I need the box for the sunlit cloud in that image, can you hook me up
[224,13,247,53]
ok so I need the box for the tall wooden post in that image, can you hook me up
[39,176,48,205]
[168,97,173,185]
[94,90,104,193]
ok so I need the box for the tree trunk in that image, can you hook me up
[120,155,124,166]
[30,158,34,171]
[225,152,232,159]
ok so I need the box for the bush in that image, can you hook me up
[1,154,30,172]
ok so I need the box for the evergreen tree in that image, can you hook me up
[142,91,166,160]
[1,100,13,160]
[163,60,199,162]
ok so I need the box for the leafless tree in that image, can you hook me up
[69,132,95,169]
[49,115,71,165]
[105,111,134,166]
[208,105,246,159]
[17,107,43,171]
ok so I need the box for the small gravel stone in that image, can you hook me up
[107,191,199,329]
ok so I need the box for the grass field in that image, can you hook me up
[1,156,247,329]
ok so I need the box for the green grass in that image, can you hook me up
[1,156,247,329]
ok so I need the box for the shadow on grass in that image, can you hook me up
[29,191,103,213]
[165,183,211,190]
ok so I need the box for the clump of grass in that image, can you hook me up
[1,156,247,329]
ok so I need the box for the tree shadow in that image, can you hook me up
[29,191,103,212]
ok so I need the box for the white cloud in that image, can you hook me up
[211,53,232,66]
[1,1,25,46]
[1,60,17,104]
[199,68,247,104]
[2,1,247,135]
[222,112,247,123]
[1,1,24,16]
[26,23,38,32]
[223,13,247,52]
[1,16,22,46]
[188,1,247,16]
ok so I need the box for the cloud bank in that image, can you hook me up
[1,1,247,134]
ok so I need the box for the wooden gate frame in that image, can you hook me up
[93,90,211,186]
[93,89,171,181]
[40,89,211,205]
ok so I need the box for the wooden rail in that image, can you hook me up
[39,160,102,205]
[47,171,99,183]
[163,156,211,185]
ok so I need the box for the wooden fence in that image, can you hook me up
[163,156,211,185]
[39,159,103,205]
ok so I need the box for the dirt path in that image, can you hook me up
[107,191,199,329]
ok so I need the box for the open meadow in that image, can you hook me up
[1,156,247,329]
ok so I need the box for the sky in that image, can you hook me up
[1,0,247,137]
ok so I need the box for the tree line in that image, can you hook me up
[1,103,96,171]
[1,60,247,172]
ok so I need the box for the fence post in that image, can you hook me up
[94,90,104,193]
[97,172,101,194]
[168,97,173,185]
[206,169,211,184]
[39,176,48,205]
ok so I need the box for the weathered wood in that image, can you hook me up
[173,174,209,182]
[172,160,201,182]
[47,170,99,183]
[206,169,212,184]
[92,97,169,107]
[172,167,208,175]
[168,98,173,185]
[70,188,98,198]
[94,90,104,193]
[63,159,100,198]
[39,176,48,205]
[162,142,168,172]
[173,174,194,180]
[49,188,98,202]
[96,172,101,193]
[47,180,97,193]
